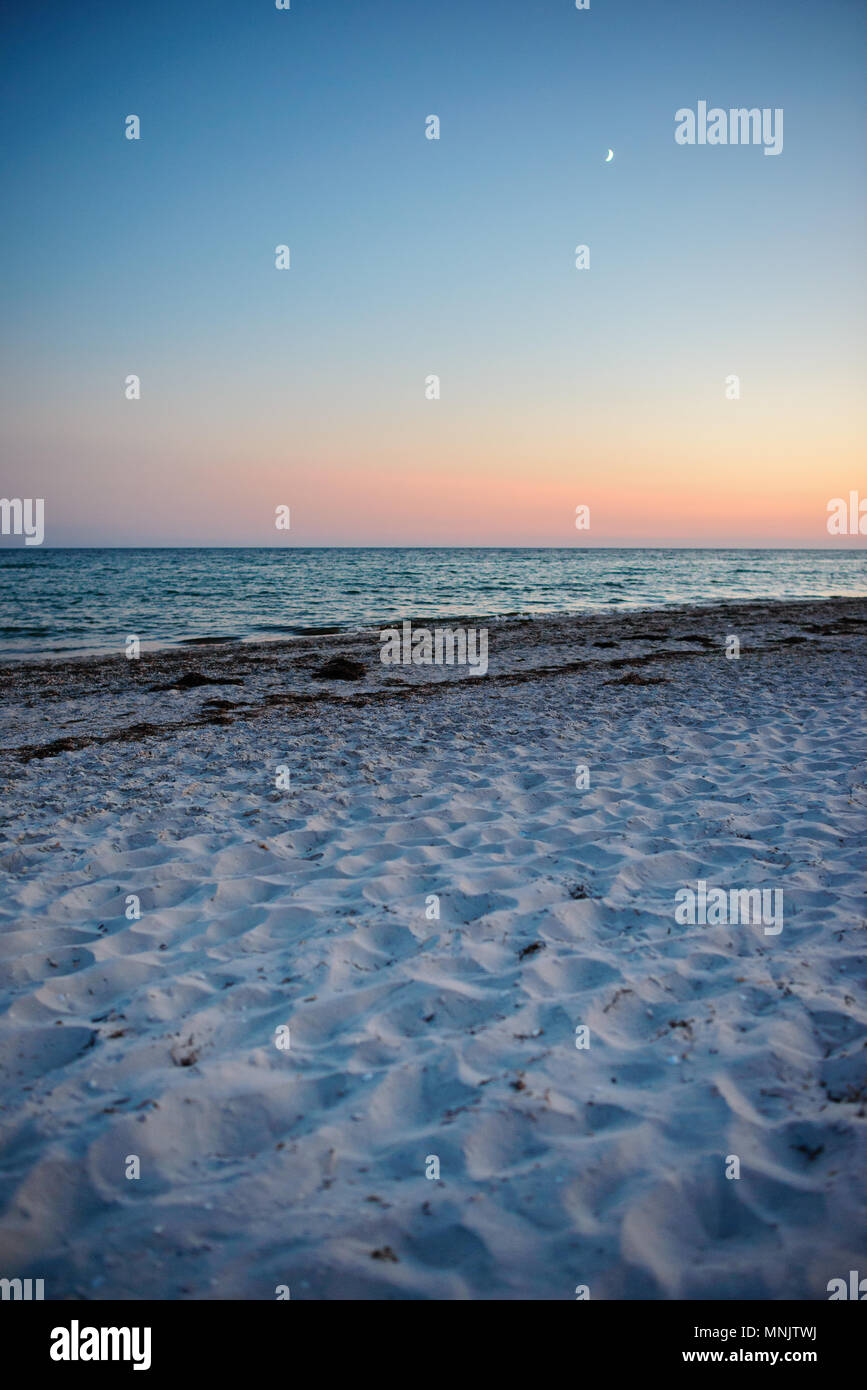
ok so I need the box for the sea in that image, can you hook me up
[0,547,865,660]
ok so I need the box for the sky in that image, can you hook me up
[0,0,864,547]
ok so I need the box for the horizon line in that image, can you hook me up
[3,544,867,554]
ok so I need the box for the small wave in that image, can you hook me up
[250,624,346,636]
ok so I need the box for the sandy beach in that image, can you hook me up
[0,596,865,1300]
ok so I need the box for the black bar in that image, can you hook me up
[7,1299,862,1375]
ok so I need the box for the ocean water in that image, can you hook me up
[0,547,865,660]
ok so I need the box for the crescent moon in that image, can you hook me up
[605,149,614,162]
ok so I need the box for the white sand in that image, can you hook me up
[0,598,865,1299]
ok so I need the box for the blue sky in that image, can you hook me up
[1,0,864,544]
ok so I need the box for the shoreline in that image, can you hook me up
[1,595,865,773]
[2,578,866,666]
